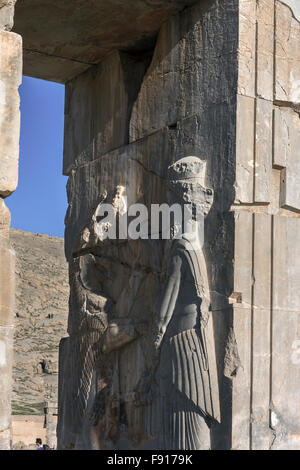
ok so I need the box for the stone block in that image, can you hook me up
[231,306,252,450]
[231,211,253,449]
[238,0,256,97]
[271,216,300,449]
[130,0,238,141]
[254,98,273,203]
[13,0,200,83]
[0,326,13,432]
[0,200,15,329]
[275,1,300,104]
[256,0,274,101]
[251,213,272,450]
[63,50,149,175]
[0,30,22,197]
[273,107,300,213]
[235,95,255,203]
[0,0,16,31]
[273,107,288,169]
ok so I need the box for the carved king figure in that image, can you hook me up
[150,156,221,450]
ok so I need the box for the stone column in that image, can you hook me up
[44,401,58,449]
[0,0,22,450]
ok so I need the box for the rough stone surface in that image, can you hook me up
[0,199,15,449]
[256,0,274,101]
[130,0,238,141]
[275,2,300,104]
[0,0,16,31]
[10,229,69,416]
[235,95,255,203]
[274,106,300,213]
[231,0,300,450]
[63,50,151,175]
[13,0,199,83]
[0,29,22,197]
[271,217,300,449]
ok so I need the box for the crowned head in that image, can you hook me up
[168,156,207,184]
[167,156,213,218]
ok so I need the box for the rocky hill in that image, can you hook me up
[10,229,69,415]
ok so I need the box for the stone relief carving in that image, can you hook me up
[63,157,220,449]
[139,157,221,450]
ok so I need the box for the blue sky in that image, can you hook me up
[6,76,67,238]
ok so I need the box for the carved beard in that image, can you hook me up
[168,180,214,220]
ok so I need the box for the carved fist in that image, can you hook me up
[200,310,210,328]
[153,333,163,352]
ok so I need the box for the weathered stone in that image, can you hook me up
[63,50,150,175]
[0,201,14,328]
[0,199,14,449]
[231,211,253,450]
[273,107,288,169]
[0,30,22,197]
[61,0,238,450]
[44,401,58,449]
[130,0,238,141]
[0,0,16,31]
[274,106,300,213]
[275,1,300,104]
[256,0,274,101]
[0,326,13,448]
[271,216,300,450]
[13,0,200,83]
[235,95,255,203]
[251,214,272,450]
[238,0,256,98]
[254,98,273,203]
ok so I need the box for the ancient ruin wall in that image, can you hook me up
[59,0,238,450]
[59,0,300,450]
[233,0,300,450]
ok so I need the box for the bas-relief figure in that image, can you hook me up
[149,157,220,450]
[64,156,220,450]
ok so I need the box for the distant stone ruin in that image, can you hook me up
[10,229,69,448]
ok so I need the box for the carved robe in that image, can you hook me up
[156,237,220,450]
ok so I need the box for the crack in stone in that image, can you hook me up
[24,48,95,66]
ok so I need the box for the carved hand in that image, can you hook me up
[153,332,164,352]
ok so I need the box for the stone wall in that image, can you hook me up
[232,0,300,450]
[10,229,68,416]
[60,0,238,450]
